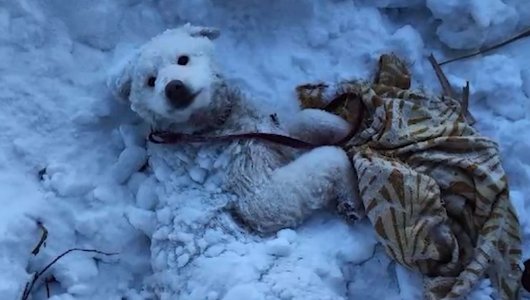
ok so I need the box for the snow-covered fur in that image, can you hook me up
[107,24,363,297]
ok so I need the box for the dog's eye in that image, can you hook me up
[177,55,189,66]
[147,76,156,87]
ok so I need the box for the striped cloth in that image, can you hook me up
[296,54,523,299]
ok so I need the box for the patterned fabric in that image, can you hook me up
[296,54,523,300]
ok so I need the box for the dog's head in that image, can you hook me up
[107,24,223,129]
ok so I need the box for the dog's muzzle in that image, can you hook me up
[165,80,199,109]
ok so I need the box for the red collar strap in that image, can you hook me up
[149,131,320,149]
[149,98,365,149]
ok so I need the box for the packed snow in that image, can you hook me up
[0,0,529,299]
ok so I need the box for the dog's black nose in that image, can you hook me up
[165,80,194,109]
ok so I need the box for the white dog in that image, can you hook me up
[108,23,363,233]
[107,24,364,298]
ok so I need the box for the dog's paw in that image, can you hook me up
[337,197,366,224]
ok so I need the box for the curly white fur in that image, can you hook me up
[107,24,364,298]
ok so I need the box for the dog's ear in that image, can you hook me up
[185,23,221,40]
[106,52,136,102]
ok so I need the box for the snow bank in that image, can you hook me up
[1,0,529,299]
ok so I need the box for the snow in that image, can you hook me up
[0,1,529,299]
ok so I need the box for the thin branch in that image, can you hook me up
[45,279,51,298]
[462,81,475,125]
[428,54,454,98]
[21,274,36,300]
[31,221,48,256]
[22,280,31,300]
[21,248,118,300]
[44,276,55,298]
[440,27,530,66]
[39,249,118,280]
[461,81,470,113]
[429,54,476,125]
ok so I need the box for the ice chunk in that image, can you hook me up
[427,0,518,49]
[473,55,526,120]
[395,264,423,300]
[127,172,148,194]
[136,177,158,210]
[52,255,99,288]
[177,253,190,267]
[265,238,291,257]
[44,163,93,197]
[387,25,424,65]
[222,284,265,300]
[277,229,297,243]
[68,284,92,296]
[189,166,208,184]
[126,206,156,236]
[92,184,132,204]
[109,146,147,184]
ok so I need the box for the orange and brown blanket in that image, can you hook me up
[296,54,523,300]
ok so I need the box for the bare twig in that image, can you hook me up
[428,54,454,98]
[45,278,51,298]
[429,54,476,125]
[440,27,530,66]
[461,81,470,113]
[31,221,48,256]
[44,276,55,298]
[22,281,31,299]
[21,248,118,300]
[462,81,475,124]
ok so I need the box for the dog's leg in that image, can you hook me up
[235,146,364,233]
[286,109,352,145]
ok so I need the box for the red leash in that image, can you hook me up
[148,131,320,149]
[149,96,365,149]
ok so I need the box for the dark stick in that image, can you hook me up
[440,28,530,66]
[462,81,475,124]
[45,277,51,298]
[38,249,118,282]
[31,221,48,256]
[428,54,454,98]
[21,248,118,300]
[22,280,31,300]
